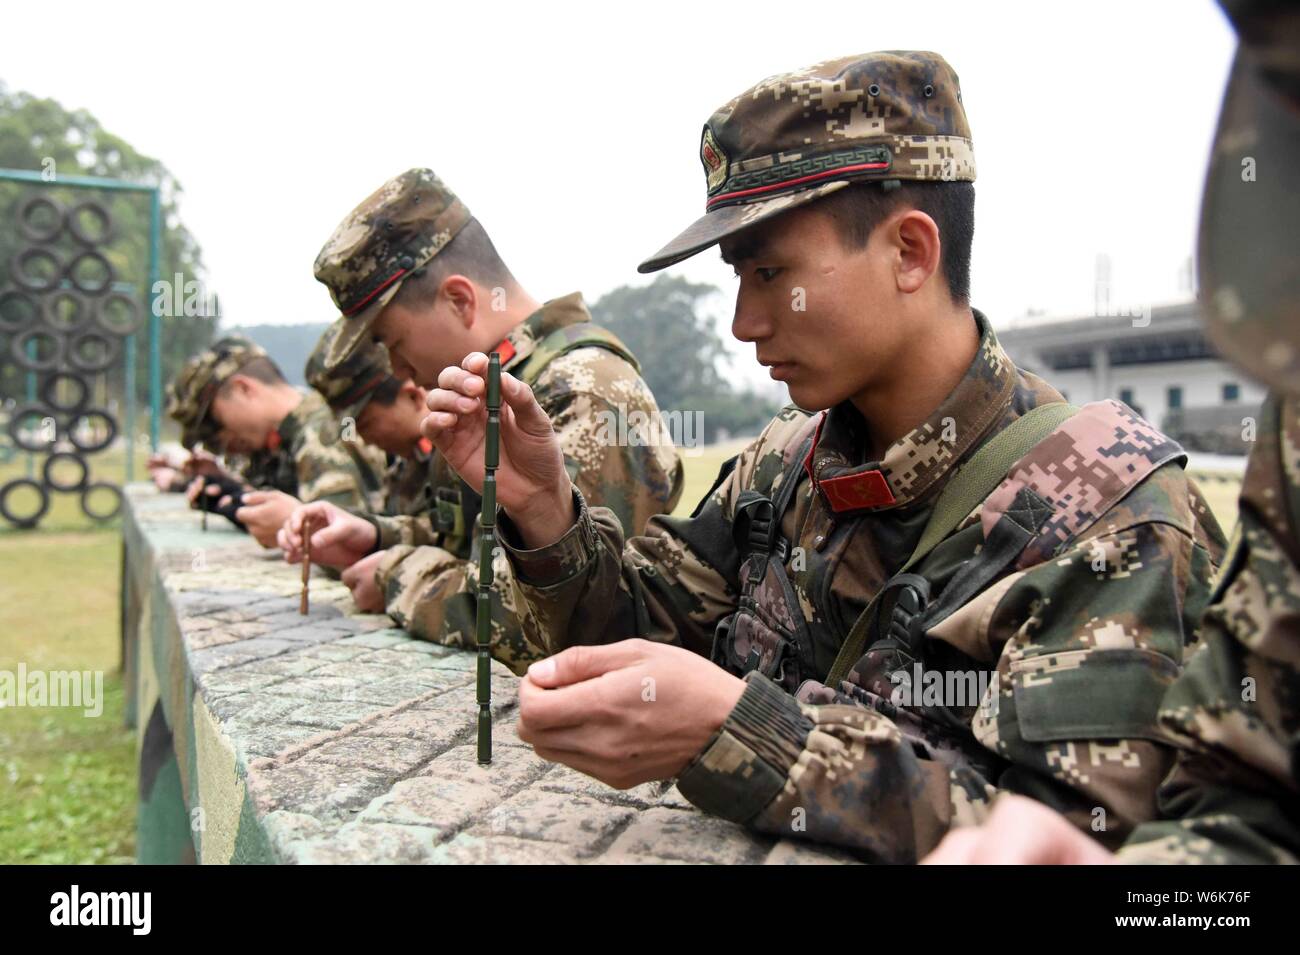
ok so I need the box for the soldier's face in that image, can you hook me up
[372,295,478,389]
[208,378,275,454]
[356,382,427,457]
[722,205,907,411]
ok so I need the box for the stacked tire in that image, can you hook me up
[0,194,140,528]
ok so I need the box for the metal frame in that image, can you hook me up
[0,166,162,481]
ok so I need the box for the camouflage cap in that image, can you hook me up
[313,168,471,370]
[305,318,398,425]
[1199,0,1300,395]
[639,51,975,273]
[165,335,269,449]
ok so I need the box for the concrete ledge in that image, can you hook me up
[121,485,854,865]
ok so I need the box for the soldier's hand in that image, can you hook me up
[235,490,300,548]
[422,352,575,549]
[151,466,180,492]
[340,550,386,613]
[185,476,223,508]
[517,639,746,789]
[279,500,377,569]
[921,794,1116,865]
[183,450,225,479]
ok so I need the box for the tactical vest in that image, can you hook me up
[711,400,1186,746]
[431,323,640,559]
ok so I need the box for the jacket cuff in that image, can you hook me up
[374,544,417,591]
[367,513,401,551]
[497,485,597,587]
[675,672,813,823]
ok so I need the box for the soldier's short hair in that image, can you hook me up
[392,217,516,308]
[364,375,406,408]
[217,355,285,392]
[818,180,975,304]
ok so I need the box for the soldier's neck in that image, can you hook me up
[486,284,543,347]
[849,305,979,461]
[267,385,303,431]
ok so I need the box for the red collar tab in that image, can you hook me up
[416,436,433,456]
[818,470,896,512]
[492,339,517,366]
[265,430,283,452]
[803,413,897,513]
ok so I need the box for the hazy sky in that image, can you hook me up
[1,0,1235,390]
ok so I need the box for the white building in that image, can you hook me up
[996,302,1266,452]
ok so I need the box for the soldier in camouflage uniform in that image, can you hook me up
[928,0,1300,865]
[423,51,1227,861]
[278,169,684,674]
[165,335,386,544]
[304,322,438,519]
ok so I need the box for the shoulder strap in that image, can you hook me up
[512,323,640,386]
[823,402,1078,688]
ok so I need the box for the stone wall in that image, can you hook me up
[121,485,856,865]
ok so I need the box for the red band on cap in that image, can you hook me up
[706,161,890,209]
[342,268,409,318]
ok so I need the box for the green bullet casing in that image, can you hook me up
[476,353,501,764]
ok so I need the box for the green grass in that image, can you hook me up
[0,446,144,864]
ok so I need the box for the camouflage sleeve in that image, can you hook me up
[675,466,1220,861]
[376,542,538,675]
[1120,393,1300,864]
[293,439,375,508]
[499,411,800,656]
[368,512,441,550]
[373,348,685,664]
[532,348,684,536]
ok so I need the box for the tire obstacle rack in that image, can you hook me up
[0,169,164,530]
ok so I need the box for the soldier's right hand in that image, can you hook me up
[278,500,377,570]
[422,352,576,549]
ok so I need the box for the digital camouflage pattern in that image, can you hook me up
[499,311,1227,861]
[313,168,472,370]
[1116,0,1300,865]
[305,319,399,424]
[240,389,387,509]
[641,51,975,273]
[165,335,270,450]
[1120,395,1300,863]
[376,437,439,534]
[1196,0,1300,396]
[371,293,686,675]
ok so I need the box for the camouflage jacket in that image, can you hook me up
[240,390,387,507]
[374,437,439,526]
[373,293,686,675]
[499,310,1227,861]
[1121,393,1300,864]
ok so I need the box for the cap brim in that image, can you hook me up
[323,280,405,370]
[1198,51,1300,394]
[637,180,852,273]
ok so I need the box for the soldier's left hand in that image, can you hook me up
[340,551,386,613]
[236,490,301,548]
[517,638,746,789]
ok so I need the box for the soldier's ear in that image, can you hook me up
[892,209,942,295]
[439,274,477,327]
[401,381,424,409]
